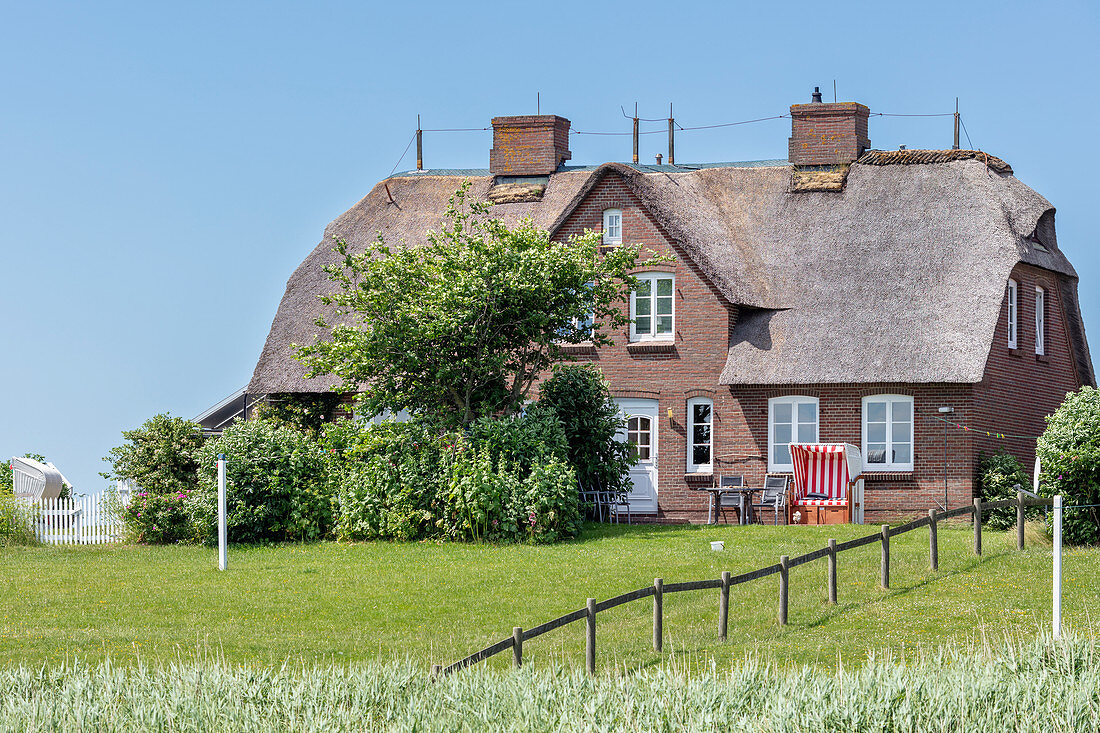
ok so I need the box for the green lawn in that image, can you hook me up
[1,522,1096,672]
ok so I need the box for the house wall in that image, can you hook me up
[972,262,1087,484]
[551,171,979,524]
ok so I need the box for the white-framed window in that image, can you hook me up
[1007,279,1018,349]
[768,396,819,472]
[861,395,913,472]
[558,282,595,342]
[357,408,412,425]
[686,397,713,473]
[602,209,622,244]
[1035,286,1045,356]
[629,273,674,341]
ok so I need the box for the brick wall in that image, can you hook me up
[549,170,977,524]
[788,102,871,166]
[489,115,572,176]
[971,262,1087,483]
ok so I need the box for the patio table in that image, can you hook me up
[696,485,759,525]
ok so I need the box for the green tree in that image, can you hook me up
[296,183,661,426]
[1037,386,1100,544]
[251,392,343,434]
[537,364,635,497]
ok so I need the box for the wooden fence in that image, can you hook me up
[27,491,126,545]
[434,492,1055,677]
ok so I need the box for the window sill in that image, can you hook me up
[862,471,913,481]
[627,341,677,355]
[1036,353,1049,363]
[557,343,596,356]
[685,472,713,483]
[1007,347,1021,357]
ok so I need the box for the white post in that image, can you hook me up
[1033,455,1041,494]
[1053,494,1062,640]
[217,454,228,571]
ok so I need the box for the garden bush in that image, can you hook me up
[537,364,634,496]
[1037,386,1100,544]
[101,414,206,543]
[979,450,1036,530]
[0,497,36,546]
[193,419,334,544]
[333,413,580,544]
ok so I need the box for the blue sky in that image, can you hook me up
[2,0,1097,492]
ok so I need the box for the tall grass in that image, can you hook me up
[0,633,1096,731]
[0,497,36,546]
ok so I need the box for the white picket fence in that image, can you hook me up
[27,487,129,545]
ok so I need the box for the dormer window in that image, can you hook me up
[1035,286,1045,356]
[602,209,622,244]
[1007,279,1018,349]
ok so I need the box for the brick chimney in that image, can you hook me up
[788,94,870,166]
[490,115,571,176]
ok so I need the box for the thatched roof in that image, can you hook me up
[247,154,1094,394]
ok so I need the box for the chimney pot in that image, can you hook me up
[655,153,663,164]
[811,86,823,103]
[489,115,571,176]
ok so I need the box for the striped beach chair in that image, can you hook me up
[788,444,865,524]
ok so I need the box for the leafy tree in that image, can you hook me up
[296,183,661,426]
[537,364,634,497]
[101,414,206,496]
[1037,386,1100,544]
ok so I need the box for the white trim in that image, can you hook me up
[768,396,819,472]
[861,394,914,472]
[629,273,675,342]
[1007,279,1018,349]
[1035,286,1045,356]
[602,208,622,244]
[686,397,713,474]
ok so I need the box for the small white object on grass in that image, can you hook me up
[710,541,724,551]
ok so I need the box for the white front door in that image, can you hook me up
[616,398,659,514]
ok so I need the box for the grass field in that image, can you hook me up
[1,522,1096,672]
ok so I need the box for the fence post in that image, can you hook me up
[1053,495,1063,640]
[929,508,939,572]
[827,539,837,605]
[586,598,596,675]
[652,578,663,652]
[779,556,789,625]
[1017,489,1026,551]
[880,525,890,590]
[513,627,523,668]
[973,498,982,557]
[217,454,228,571]
[719,571,730,640]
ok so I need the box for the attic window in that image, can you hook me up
[1035,287,1046,356]
[486,175,548,204]
[603,209,622,244]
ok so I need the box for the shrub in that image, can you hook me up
[979,450,1035,530]
[251,393,343,435]
[333,414,580,544]
[193,419,334,544]
[101,414,206,544]
[1036,386,1100,544]
[122,490,193,544]
[0,497,36,546]
[537,364,634,495]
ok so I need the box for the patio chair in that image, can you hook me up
[603,486,631,525]
[752,474,789,525]
[578,480,603,522]
[714,475,746,524]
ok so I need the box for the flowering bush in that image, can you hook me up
[193,419,334,544]
[122,490,192,544]
[1037,386,1100,544]
[979,450,1038,530]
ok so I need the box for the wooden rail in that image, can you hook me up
[436,494,1056,677]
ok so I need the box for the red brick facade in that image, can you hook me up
[549,171,1087,524]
